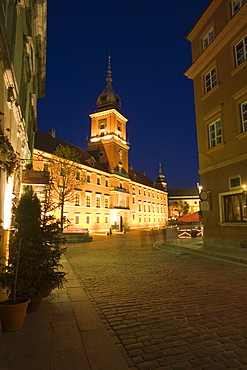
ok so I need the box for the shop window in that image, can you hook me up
[223,193,247,222]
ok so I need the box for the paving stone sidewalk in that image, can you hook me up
[65,233,247,369]
[0,255,128,370]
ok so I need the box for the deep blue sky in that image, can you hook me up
[38,0,211,188]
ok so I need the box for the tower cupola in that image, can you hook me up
[96,55,121,112]
[156,164,167,189]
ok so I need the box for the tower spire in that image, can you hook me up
[106,55,113,86]
[95,56,121,112]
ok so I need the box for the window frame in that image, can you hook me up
[231,0,246,16]
[241,100,247,132]
[208,119,222,148]
[96,194,101,208]
[74,213,80,225]
[86,213,91,224]
[204,67,217,93]
[74,193,80,206]
[235,35,247,67]
[202,27,214,51]
[220,191,247,223]
[85,192,91,207]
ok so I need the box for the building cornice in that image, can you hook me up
[186,0,220,41]
[185,5,247,79]
[89,109,128,123]
[199,153,247,174]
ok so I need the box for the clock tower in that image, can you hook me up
[88,57,129,177]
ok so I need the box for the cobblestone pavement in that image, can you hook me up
[65,231,247,370]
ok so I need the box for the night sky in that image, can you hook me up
[37,0,211,188]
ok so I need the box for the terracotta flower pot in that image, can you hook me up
[0,298,31,331]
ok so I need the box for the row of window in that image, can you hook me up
[86,175,165,200]
[72,213,165,225]
[137,201,165,213]
[72,213,110,225]
[75,192,167,211]
[204,35,247,95]
[208,100,247,148]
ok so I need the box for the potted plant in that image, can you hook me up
[0,187,67,330]
[0,126,19,180]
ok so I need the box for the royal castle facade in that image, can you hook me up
[33,58,168,233]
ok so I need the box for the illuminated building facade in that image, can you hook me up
[0,0,47,256]
[34,58,168,233]
[185,0,247,248]
[168,188,200,219]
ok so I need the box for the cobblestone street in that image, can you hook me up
[65,231,247,370]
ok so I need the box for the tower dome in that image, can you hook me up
[96,56,121,112]
[156,164,167,189]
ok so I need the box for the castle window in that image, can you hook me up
[117,121,122,131]
[96,194,101,208]
[75,193,80,206]
[76,170,81,180]
[235,35,247,67]
[43,163,49,171]
[205,67,217,93]
[97,177,101,185]
[202,28,214,50]
[208,119,222,148]
[105,214,109,223]
[86,192,91,207]
[96,214,100,224]
[105,196,109,208]
[87,174,91,183]
[105,179,109,187]
[86,213,91,224]
[74,213,80,225]
[98,118,107,129]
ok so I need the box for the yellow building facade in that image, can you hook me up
[185,0,247,248]
[0,0,47,256]
[33,58,168,233]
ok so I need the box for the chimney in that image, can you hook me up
[48,129,56,138]
[142,171,146,176]
[129,165,133,170]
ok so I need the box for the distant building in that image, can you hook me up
[33,58,168,233]
[0,1,47,256]
[185,0,247,248]
[168,188,200,219]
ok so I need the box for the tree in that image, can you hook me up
[172,200,190,218]
[48,145,85,232]
[0,186,67,302]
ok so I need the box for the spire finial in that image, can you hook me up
[159,163,162,174]
[106,55,113,86]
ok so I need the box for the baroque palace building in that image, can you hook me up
[0,0,47,256]
[33,57,168,233]
[185,0,247,248]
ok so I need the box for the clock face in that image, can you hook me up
[200,191,208,201]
